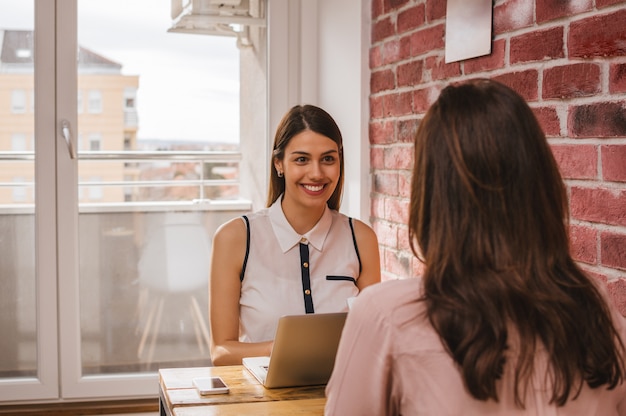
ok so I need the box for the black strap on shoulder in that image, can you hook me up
[240,215,250,282]
[348,217,362,274]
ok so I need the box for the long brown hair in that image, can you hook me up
[409,79,625,407]
[266,104,344,209]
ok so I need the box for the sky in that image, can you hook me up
[0,0,241,143]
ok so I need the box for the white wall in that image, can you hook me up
[267,0,372,222]
[239,11,268,211]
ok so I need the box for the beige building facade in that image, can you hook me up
[0,29,139,204]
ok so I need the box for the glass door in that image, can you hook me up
[60,0,253,400]
[0,0,265,402]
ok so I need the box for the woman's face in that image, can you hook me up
[275,130,341,212]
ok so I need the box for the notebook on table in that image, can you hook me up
[242,312,347,389]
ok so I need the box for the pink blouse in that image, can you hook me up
[325,278,626,416]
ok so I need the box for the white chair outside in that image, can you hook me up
[136,219,211,365]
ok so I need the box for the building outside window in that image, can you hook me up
[88,133,101,151]
[11,89,26,113]
[123,87,136,109]
[11,133,27,151]
[87,89,102,113]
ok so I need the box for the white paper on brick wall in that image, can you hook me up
[445,0,493,63]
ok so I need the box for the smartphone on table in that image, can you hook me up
[192,376,230,395]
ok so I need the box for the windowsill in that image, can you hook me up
[0,398,158,415]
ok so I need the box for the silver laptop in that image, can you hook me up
[242,312,347,388]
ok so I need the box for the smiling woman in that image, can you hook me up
[208,104,382,366]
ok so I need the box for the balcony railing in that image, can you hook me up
[0,150,252,213]
[0,150,242,162]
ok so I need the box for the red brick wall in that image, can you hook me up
[369,0,626,315]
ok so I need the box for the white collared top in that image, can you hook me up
[238,198,361,342]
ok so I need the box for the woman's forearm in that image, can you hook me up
[210,340,273,366]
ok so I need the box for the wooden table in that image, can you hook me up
[159,366,326,415]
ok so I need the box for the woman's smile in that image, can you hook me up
[302,183,326,194]
[275,130,341,212]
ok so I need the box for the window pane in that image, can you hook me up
[0,0,37,379]
[76,0,249,376]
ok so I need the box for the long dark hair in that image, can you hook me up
[266,104,344,209]
[408,79,625,407]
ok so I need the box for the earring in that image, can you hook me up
[277,171,284,178]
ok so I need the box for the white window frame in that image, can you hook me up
[123,87,137,110]
[87,89,102,113]
[0,0,60,403]
[11,89,27,113]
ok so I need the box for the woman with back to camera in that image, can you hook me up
[209,104,381,366]
[325,79,626,415]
